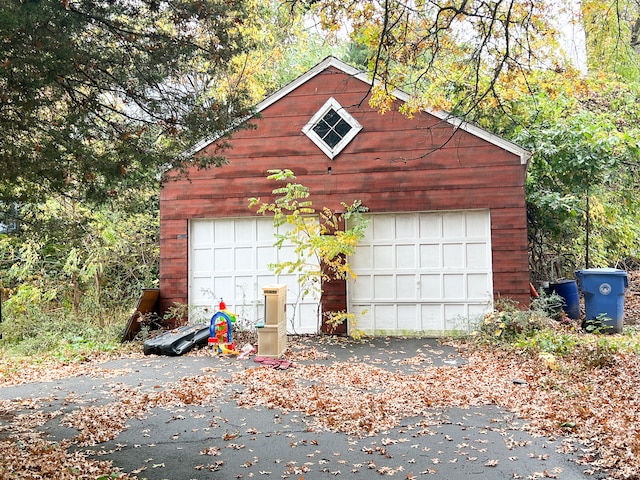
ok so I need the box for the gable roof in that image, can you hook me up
[190,56,531,164]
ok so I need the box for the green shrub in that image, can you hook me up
[474,296,558,344]
[514,327,579,356]
[473,294,640,372]
[530,292,566,321]
[0,293,129,357]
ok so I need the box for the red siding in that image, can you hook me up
[320,279,348,335]
[159,64,530,319]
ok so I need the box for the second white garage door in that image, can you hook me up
[348,210,494,336]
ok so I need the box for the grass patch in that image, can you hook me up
[0,298,135,363]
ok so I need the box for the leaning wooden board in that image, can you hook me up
[121,288,160,342]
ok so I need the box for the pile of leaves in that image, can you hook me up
[0,436,135,480]
[0,350,142,387]
[0,367,226,479]
[232,343,640,478]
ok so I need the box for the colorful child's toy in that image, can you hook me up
[208,299,239,355]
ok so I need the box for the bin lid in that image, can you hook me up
[549,279,576,285]
[575,268,627,276]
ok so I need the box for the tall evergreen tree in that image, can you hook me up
[0,0,255,203]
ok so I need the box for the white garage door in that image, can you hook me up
[348,210,493,336]
[189,217,320,334]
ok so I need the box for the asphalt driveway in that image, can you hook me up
[0,336,590,479]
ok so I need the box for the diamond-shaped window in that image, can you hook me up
[302,98,362,159]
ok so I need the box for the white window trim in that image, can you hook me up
[302,97,362,159]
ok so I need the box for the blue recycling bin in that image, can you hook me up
[549,279,581,320]
[575,268,628,333]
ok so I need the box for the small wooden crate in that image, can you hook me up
[257,325,286,357]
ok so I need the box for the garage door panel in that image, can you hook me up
[443,213,465,238]
[351,276,373,299]
[350,245,371,269]
[257,220,275,241]
[213,276,235,301]
[234,247,255,271]
[373,245,393,268]
[397,245,416,268]
[348,210,493,336]
[372,216,395,240]
[420,244,440,268]
[443,274,465,299]
[466,211,490,236]
[419,214,441,238]
[192,249,213,273]
[396,215,416,239]
[257,245,276,266]
[444,304,467,329]
[443,243,464,268]
[397,304,418,330]
[233,276,255,294]
[444,303,467,324]
[396,275,416,300]
[214,248,233,271]
[374,275,394,299]
[466,243,489,268]
[356,306,373,331]
[278,244,297,263]
[292,303,319,332]
[421,304,444,331]
[374,305,396,329]
[191,277,212,303]
[192,221,212,244]
[420,275,442,299]
[214,219,234,241]
[276,275,307,300]
[467,273,490,298]
[469,303,490,319]
[256,274,277,288]
[234,218,255,241]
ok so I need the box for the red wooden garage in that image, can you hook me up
[159,57,531,336]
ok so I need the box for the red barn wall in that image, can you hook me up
[159,66,530,316]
